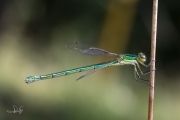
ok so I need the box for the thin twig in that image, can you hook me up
[148,0,158,120]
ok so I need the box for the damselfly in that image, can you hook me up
[25,42,155,84]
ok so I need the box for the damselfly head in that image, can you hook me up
[137,52,146,63]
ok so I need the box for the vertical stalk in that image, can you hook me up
[148,0,158,120]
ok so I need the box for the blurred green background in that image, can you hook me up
[0,0,180,120]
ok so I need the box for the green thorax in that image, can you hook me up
[123,54,137,60]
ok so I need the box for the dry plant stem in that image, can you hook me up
[148,0,158,120]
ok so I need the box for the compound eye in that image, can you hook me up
[141,55,146,59]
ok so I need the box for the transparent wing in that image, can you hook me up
[76,66,107,81]
[65,42,119,56]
